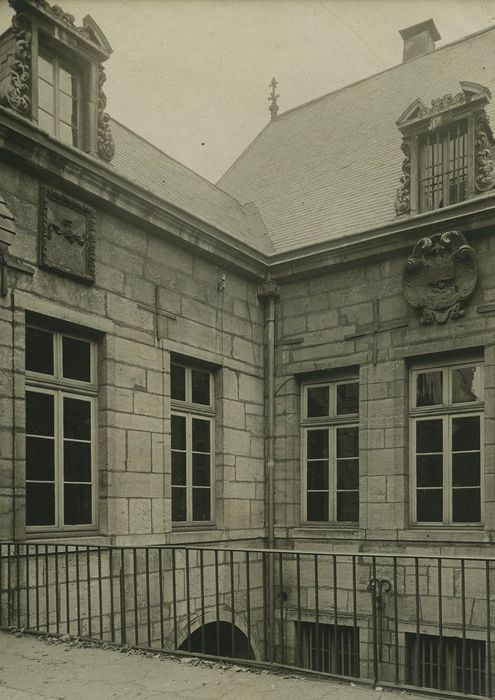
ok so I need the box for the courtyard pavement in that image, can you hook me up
[0,630,428,699]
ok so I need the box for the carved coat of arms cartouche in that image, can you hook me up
[403,231,477,324]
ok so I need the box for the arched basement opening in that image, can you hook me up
[179,621,255,660]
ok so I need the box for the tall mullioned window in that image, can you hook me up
[37,51,80,147]
[419,119,468,212]
[301,379,359,524]
[411,360,483,525]
[25,325,97,530]
[171,361,214,524]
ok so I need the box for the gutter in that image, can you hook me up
[257,277,280,661]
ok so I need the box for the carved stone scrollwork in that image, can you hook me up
[33,0,92,39]
[475,111,495,192]
[394,138,411,216]
[39,186,96,283]
[97,65,115,162]
[428,92,466,115]
[403,231,477,324]
[0,13,32,117]
[47,219,85,246]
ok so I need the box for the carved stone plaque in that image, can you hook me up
[39,186,96,283]
[403,231,477,324]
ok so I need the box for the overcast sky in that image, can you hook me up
[2,0,495,181]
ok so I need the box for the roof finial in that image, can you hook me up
[268,77,279,120]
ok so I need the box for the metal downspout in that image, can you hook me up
[257,277,280,662]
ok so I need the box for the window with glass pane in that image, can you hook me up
[411,362,483,525]
[419,120,468,212]
[37,51,79,147]
[302,379,359,524]
[171,360,214,524]
[25,326,96,530]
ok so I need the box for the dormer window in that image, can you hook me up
[0,0,114,162]
[395,82,495,216]
[37,51,80,147]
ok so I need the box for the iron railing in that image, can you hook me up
[0,542,494,698]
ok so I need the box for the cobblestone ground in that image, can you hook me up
[0,631,428,700]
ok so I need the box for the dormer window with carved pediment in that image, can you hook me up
[394,82,495,216]
[0,0,114,162]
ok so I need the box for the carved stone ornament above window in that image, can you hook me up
[18,0,113,55]
[33,0,91,37]
[396,82,492,129]
[0,13,32,117]
[403,231,477,325]
[39,186,96,283]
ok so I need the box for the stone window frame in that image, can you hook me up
[25,323,98,534]
[36,45,83,148]
[170,361,216,527]
[409,358,484,527]
[300,377,359,526]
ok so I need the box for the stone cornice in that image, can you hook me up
[268,193,495,281]
[2,106,495,285]
[0,107,269,281]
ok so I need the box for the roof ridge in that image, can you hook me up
[109,116,246,206]
[276,21,495,121]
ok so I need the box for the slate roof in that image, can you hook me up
[218,24,495,254]
[108,119,274,255]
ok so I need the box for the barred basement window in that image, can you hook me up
[25,325,97,530]
[410,360,483,525]
[301,379,359,523]
[171,361,214,524]
[419,119,468,212]
[406,632,485,695]
[296,622,359,676]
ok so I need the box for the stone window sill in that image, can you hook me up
[400,527,489,544]
[290,526,365,540]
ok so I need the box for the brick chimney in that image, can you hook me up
[399,19,441,63]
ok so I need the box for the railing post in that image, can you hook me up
[119,549,126,645]
[366,566,391,684]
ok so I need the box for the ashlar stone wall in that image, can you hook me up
[0,160,266,544]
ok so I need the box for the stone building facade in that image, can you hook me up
[2,0,495,694]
